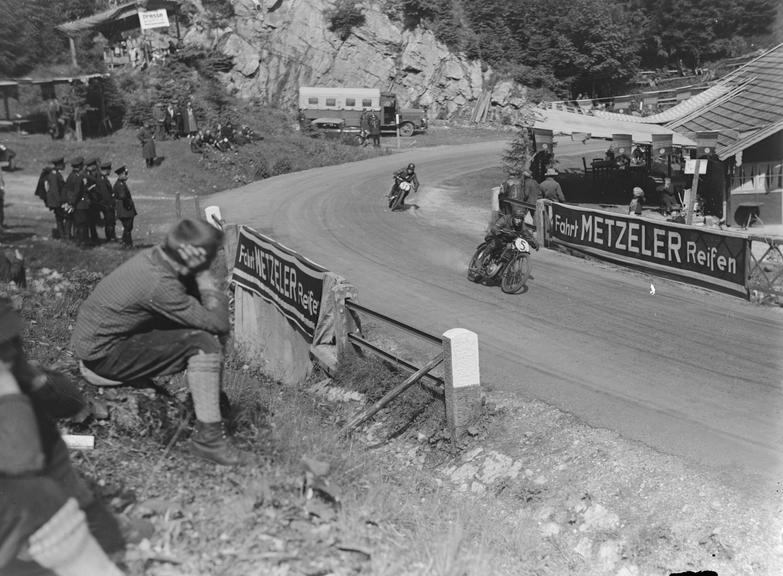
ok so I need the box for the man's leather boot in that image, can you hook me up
[188,420,251,466]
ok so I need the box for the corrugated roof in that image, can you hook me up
[667,43,783,158]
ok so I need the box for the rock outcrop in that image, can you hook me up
[180,0,529,120]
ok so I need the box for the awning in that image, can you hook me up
[533,108,697,147]
[718,120,783,160]
[56,0,180,36]
[590,84,731,125]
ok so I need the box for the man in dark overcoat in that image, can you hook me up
[46,157,67,239]
[113,166,137,248]
[63,157,88,244]
[96,161,117,242]
[137,123,157,167]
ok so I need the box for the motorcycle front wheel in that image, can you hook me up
[388,185,404,210]
[500,254,531,293]
[467,243,492,282]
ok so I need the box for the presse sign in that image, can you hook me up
[549,204,748,294]
[232,227,326,341]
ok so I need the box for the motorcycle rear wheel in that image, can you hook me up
[467,243,492,282]
[501,254,531,293]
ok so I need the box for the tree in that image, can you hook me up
[502,128,534,177]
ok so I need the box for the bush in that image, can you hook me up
[326,0,366,41]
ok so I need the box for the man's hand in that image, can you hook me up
[178,243,209,271]
[195,270,219,291]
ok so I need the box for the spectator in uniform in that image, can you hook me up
[46,157,68,240]
[83,158,101,245]
[113,166,136,249]
[97,161,117,242]
[63,157,87,244]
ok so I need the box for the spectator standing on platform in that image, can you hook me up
[629,187,644,215]
[521,170,541,218]
[137,122,157,167]
[113,166,136,248]
[540,168,565,203]
[0,298,126,576]
[657,177,677,215]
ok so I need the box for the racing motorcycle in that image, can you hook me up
[467,231,533,293]
[387,174,413,211]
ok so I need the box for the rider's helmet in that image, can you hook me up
[511,212,525,230]
[406,163,415,174]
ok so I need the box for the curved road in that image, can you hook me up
[213,140,783,489]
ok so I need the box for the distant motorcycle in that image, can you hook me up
[467,231,533,293]
[387,174,413,211]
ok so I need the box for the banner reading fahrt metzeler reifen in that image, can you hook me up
[548,204,748,295]
[232,226,327,341]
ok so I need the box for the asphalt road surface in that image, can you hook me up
[213,139,783,490]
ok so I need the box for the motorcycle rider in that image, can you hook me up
[389,163,420,210]
[482,210,538,274]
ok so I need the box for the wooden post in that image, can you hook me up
[685,159,701,225]
[333,286,359,360]
[443,328,481,442]
[69,37,78,67]
[175,192,181,218]
[341,353,444,433]
[395,113,400,150]
[194,196,201,218]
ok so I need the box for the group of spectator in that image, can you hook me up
[152,100,200,141]
[359,109,381,147]
[500,167,565,220]
[34,156,137,248]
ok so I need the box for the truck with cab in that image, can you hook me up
[297,87,427,137]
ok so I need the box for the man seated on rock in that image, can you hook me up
[71,218,250,466]
[0,298,125,576]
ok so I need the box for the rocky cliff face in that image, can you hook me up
[181,0,529,121]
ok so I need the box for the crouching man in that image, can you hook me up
[0,298,125,576]
[70,218,250,466]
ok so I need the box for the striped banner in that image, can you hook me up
[232,226,327,341]
[548,204,748,295]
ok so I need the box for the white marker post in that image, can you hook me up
[442,328,481,441]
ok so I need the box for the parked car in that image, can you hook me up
[305,117,362,145]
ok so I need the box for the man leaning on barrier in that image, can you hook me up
[71,218,251,466]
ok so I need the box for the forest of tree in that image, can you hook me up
[384,0,780,97]
[0,0,780,100]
